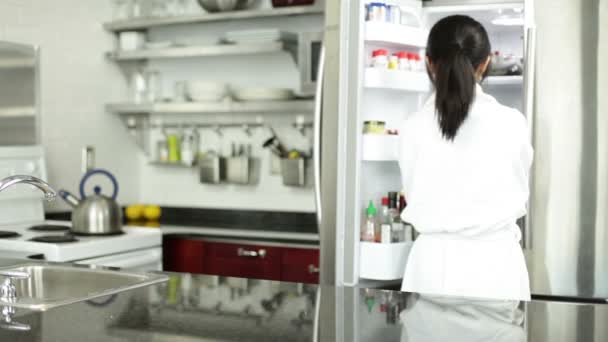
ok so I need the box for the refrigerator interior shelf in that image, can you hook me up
[104,6,325,32]
[107,42,287,61]
[361,134,399,162]
[364,68,430,92]
[364,22,428,48]
[106,100,314,115]
[359,241,413,281]
[483,75,523,87]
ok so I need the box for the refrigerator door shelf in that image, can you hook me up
[359,241,413,280]
[361,134,399,162]
[364,22,428,49]
[364,68,430,92]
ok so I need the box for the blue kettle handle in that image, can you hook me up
[79,169,119,200]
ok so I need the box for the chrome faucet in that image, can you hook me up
[0,175,56,201]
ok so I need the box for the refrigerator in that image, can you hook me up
[318,0,531,288]
[315,0,608,340]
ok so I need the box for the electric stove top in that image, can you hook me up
[0,220,161,262]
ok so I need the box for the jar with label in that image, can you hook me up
[371,49,389,68]
[363,121,386,134]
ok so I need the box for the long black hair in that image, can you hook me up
[426,15,491,140]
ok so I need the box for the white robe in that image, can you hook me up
[399,84,533,301]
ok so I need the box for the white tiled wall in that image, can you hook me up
[0,0,322,213]
[0,0,140,210]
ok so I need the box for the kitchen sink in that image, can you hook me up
[0,263,167,311]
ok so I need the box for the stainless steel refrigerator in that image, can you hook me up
[314,0,608,340]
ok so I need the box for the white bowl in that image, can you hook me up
[187,81,227,102]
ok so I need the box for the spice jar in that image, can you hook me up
[371,49,389,68]
[395,52,410,71]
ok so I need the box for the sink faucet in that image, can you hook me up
[0,175,56,201]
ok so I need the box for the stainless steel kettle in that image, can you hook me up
[59,169,123,235]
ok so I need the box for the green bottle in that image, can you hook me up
[362,200,377,242]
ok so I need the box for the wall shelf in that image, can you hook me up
[364,22,428,49]
[148,161,194,168]
[359,241,413,280]
[106,100,314,115]
[364,68,430,92]
[361,134,399,162]
[107,42,289,61]
[103,6,324,32]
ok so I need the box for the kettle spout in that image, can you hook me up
[58,190,80,208]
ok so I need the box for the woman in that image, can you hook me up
[399,15,533,301]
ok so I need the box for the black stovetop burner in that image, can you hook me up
[0,230,20,239]
[29,224,70,232]
[30,234,78,243]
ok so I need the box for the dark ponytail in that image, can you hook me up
[426,15,491,140]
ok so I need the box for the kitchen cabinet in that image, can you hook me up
[280,247,319,284]
[204,241,282,281]
[162,235,320,283]
[162,236,206,274]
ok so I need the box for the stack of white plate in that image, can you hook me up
[223,29,284,44]
[231,86,295,101]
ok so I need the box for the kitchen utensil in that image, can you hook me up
[58,169,123,235]
[232,86,295,101]
[262,129,288,157]
[196,0,254,12]
[187,81,227,102]
[271,0,315,7]
[199,152,227,184]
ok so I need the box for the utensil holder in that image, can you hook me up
[281,158,312,187]
[199,155,226,184]
[226,157,260,185]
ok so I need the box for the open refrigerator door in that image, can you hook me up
[333,0,529,288]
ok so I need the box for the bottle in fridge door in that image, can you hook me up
[361,200,377,242]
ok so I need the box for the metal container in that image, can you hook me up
[281,158,312,187]
[199,153,226,184]
[226,156,260,185]
[59,169,123,235]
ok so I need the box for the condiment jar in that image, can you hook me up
[395,52,410,71]
[388,55,399,70]
[363,121,386,134]
[371,49,389,68]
